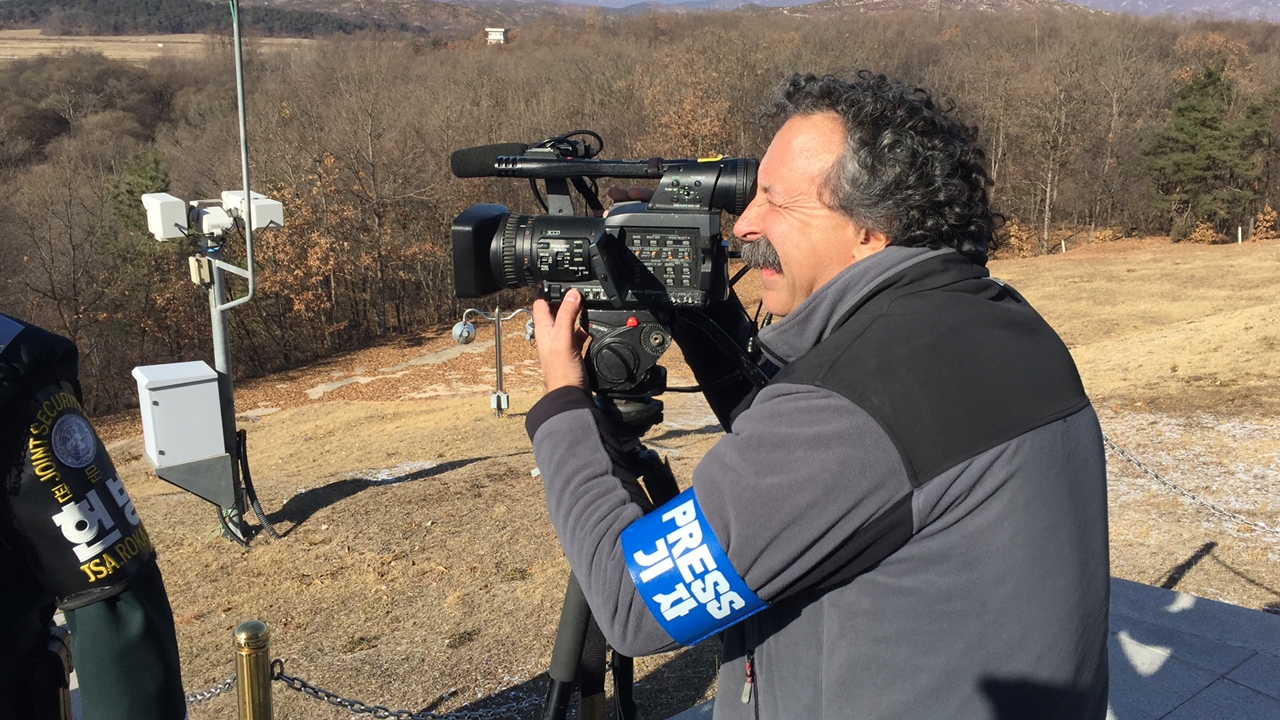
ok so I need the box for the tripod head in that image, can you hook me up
[581,305,672,438]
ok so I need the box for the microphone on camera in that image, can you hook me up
[450,143,530,178]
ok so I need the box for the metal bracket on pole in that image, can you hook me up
[225,0,257,315]
[214,258,253,282]
[153,454,237,508]
[454,306,534,417]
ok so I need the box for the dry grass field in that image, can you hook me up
[94,236,1280,719]
[0,29,315,64]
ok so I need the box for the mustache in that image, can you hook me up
[739,236,782,273]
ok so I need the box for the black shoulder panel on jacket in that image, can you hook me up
[775,254,1089,488]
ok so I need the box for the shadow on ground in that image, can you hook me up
[1108,543,1280,720]
[435,642,719,720]
[1157,540,1280,609]
[267,458,484,534]
[646,424,722,445]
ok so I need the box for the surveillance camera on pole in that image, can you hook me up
[141,191,283,242]
[135,189,285,544]
[133,0,282,546]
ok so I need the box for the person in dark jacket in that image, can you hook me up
[0,313,186,720]
[526,71,1110,720]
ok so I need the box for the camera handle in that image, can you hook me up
[543,395,680,720]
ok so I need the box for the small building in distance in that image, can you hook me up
[485,28,508,45]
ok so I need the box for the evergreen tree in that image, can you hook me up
[108,150,169,236]
[1145,64,1266,240]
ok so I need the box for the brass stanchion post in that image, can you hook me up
[234,620,273,720]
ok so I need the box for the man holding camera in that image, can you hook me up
[528,72,1109,720]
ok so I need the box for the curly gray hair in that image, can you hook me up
[765,71,999,265]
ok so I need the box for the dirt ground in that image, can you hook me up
[0,29,314,64]
[95,236,1280,719]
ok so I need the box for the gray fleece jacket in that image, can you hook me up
[527,246,1110,720]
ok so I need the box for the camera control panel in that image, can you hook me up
[535,237,590,277]
[627,229,702,304]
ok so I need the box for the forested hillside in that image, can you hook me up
[0,0,400,35]
[1,10,1277,413]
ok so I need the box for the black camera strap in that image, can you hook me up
[570,177,605,215]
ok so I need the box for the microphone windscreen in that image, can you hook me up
[450,143,529,178]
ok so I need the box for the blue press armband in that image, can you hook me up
[621,488,768,646]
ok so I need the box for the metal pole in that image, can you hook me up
[210,252,249,542]
[493,306,505,417]
[208,0,255,542]
[226,0,257,310]
[457,307,528,417]
[234,620,273,720]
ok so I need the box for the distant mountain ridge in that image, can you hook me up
[1069,0,1280,22]
[741,0,1095,14]
[446,0,1277,22]
[259,0,620,37]
[4,0,1269,44]
[447,0,1095,11]
[249,0,1102,38]
[642,0,1090,10]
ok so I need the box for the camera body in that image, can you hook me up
[452,156,755,309]
[450,137,757,400]
[453,203,725,307]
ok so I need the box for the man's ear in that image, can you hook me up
[851,228,891,262]
[863,230,890,250]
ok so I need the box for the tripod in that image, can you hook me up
[542,393,680,720]
[536,298,767,720]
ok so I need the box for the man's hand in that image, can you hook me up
[530,188,648,393]
[607,187,654,206]
[532,289,589,393]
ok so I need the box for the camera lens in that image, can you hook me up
[495,213,529,289]
[712,158,758,215]
[453,205,611,299]
[491,214,607,290]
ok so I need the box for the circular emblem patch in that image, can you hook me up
[52,414,98,468]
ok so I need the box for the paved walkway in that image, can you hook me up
[1109,577,1280,719]
[669,577,1280,720]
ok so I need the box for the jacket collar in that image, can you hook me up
[756,246,961,365]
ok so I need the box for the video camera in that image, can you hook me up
[450,131,758,410]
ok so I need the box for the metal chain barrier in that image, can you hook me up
[185,674,237,706]
[1102,432,1280,538]
[271,659,544,720]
